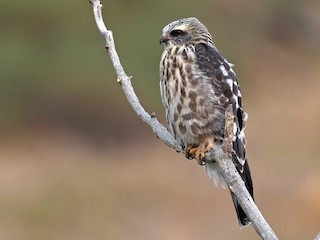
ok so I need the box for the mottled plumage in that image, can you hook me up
[159,17,253,227]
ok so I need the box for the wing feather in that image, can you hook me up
[194,43,253,226]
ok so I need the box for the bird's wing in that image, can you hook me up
[194,42,253,227]
[194,43,247,171]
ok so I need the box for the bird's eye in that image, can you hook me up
[170,29,184,37]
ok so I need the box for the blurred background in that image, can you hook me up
[1,0,320,239]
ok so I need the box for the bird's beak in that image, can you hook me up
[160,34,169,45]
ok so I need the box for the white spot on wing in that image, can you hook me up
[239,130,245,140]
[226,79,233,90]
[233,122,238,135]
[219,65,228,76]
[237,156,246,166]
[233,95,240,108]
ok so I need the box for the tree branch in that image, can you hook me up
[89,0,281,239]
[90,0,179,151]
[215,105,278,239]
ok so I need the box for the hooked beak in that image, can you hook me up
[160,34,169,45]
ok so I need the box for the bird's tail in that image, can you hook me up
[230,192,250,227]
[205,160,254,227]
[233,159,254,227]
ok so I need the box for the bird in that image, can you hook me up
[159,17,253,227]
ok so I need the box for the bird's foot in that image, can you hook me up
[185,145,195,159]
[185,144,206,165]
[185,138,217,165]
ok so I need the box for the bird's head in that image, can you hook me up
[160,17,213,49]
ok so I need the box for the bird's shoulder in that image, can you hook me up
[194,42,226,74]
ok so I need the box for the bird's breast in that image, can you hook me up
[160,46,219,146]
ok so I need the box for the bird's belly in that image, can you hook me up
[165,80,224,148]
[167,94,200,147]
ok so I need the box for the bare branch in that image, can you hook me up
[89,0,180,151]
[211,105,278,239]
[314,233,320,240]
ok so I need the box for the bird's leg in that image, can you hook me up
[185,137,217,165]
[185,144,206,165]
[185,144,198,159]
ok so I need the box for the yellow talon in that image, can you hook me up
[195,150,206,165]
[185,138,218,165]
[185,144,206,165]
[185,145,197,159]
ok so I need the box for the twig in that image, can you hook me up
[89,0,280,239]
[314,233,320,240]
[90,0,179,151]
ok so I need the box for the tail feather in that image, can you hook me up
[204,162,227,188]
[231,192,250,227]
[231,159,254,227]
[205,159,254,227]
